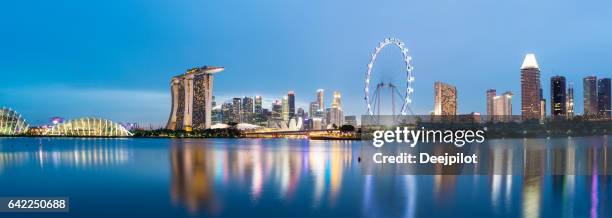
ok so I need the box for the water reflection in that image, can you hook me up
[169,139,354,215]
[0,138,129,173]
[0,136,610,217]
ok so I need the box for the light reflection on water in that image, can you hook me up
[0,136,610,217]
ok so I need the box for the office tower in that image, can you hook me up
[583,76,598,116]
[328,91,344,128]
[221,102,232,124]
[212,102,222,125]
[493,92,513,121]
[231,98,242,123]
[434,82,457,116]
[254,96,263,124]
[550,76,566,119]
[486,89,496,116]
[598,78,611,118]
[281,97,289,122]
[316,89,325,111]
[287,91,296,119]
[297,108,305,119]
[309,101,319,118]
[271,100,282,121]
[520,54,541,120]
[242,97,254,123]
[262,109,271,123]
[344,116,357,126]
[167,66,223,131]
[566,82,574,118]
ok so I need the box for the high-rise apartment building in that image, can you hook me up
[434,82,457,116]
[550,76,566,119]
[486,89,496,117]
[520,54,541,120]
[167,66,223,131]
[583,76,598,116]
[493,91,513,121]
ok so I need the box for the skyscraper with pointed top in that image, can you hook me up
[520,54,541,120]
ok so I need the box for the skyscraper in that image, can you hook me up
[242,97,254,123]
[486,89,496,117]
[254,96,263,124]
[520,54,541,120]
[329,91,344,127]
[540,88,546,122]
[288,91,296,119]
[566,82,574,118]
[309,101,319,119]
[316,89,325,111]
[221,102,232,124]
[583,76,598,116]
[434,82,457,116]
[232,98,242,123]
[281,96,289,122]
[598,78,611,118]
[550,76,567,119]
[167,66,223,131]
[493,91,513,121]
[271,100,282,122]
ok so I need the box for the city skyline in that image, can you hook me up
[2,0,612,126]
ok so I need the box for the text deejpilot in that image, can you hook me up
[372,127,485,147]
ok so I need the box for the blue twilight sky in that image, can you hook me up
[1,0,611,126]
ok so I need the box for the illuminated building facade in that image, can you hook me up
[328,91,344,128]
[167,66,224,131]
[599,78,611,118]
[493,91,513,121]
[232,98,242,123]
[45,117,133,137]
[486,89,496,117]
[583,76,598,116]
[316,89,325,111]
[550,76,566,119]
[254,96,263,124]
[0,107,29,135]
[434,82,457,116]
[566,82,574,118]
[242,96,254,123]
[520,54,541,120]
[288,91,296,119]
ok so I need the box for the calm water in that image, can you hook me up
[0,136,610,218]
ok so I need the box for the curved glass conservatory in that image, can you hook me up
[0,107,30,135]
[45,117,133,137]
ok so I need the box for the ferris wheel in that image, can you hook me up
[364,38,415,118]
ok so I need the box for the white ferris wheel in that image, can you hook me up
[364,38,415,118]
